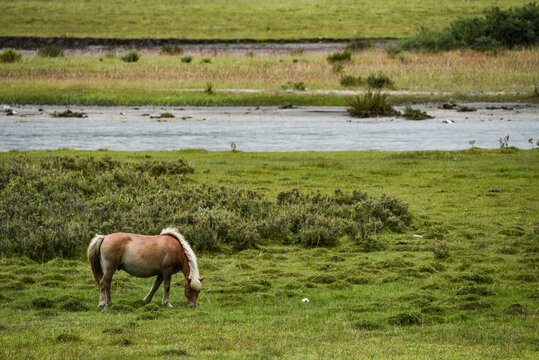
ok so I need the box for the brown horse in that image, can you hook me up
[87,227,205,310]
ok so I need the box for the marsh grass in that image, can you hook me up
[0,49,536,105]
[0,148,537,359]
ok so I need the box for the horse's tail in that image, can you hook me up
[87,234,104,285]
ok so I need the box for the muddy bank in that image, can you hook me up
[0,36,393,52]
[1,104,537,152]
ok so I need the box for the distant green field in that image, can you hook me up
[0,149,538,359]
[0,0,533,39]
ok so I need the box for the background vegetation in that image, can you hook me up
[0,0,532,39]
[402,2,539,51]
[0,154,410,260]
[1,48,536,105]
[0,149,537,359]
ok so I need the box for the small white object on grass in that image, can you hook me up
[301,298,309,302]
[413,234,423,238]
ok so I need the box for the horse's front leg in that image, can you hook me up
[143,275,163,303]
[162,273,173,308]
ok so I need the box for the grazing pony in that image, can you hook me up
[87,228,205,310]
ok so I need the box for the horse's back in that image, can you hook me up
[101,233,183,278]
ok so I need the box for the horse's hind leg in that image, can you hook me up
[162,272,173,308]
[143,275,163,303]
[99,263,116,310]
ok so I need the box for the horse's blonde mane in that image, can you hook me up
[161,227,201,291]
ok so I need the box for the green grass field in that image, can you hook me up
[0,0,533,39]
[1,48,537,105]
[0,149,537,359]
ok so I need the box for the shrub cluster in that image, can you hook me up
[347,91,401,118]
[121,49,140,63]
[340,74,363,88]
[0,155,411,261]
[38,45,64,58]
[281,81,307,91]
[367,73,393,89]
[402,3,539,51]
[160,44,183,55]
[0,48,22,63]
[327,50,352,64]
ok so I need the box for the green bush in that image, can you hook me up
[281,81,307,91]
[0,48,22,63]
[121,49,140,63]
[402,3,539,51]
[347,91,400,118]
[367,73,393,89]
[327,50,352,64]
[345,39,372,52]
[180,55,193,63]
[0,155,411,261]
[160,44,183,55]
[38,45,64,58]
[340,74,362,88]
[384,43,402,58]
[402,106,433,120]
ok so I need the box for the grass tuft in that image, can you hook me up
[402,106,433,120]
[327,50,352,64]
[121,49,140,63]
[347,91,400,118]
[37,45,63,58]
[0,48,22,63]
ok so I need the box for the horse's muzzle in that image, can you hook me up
[188,302,197,308]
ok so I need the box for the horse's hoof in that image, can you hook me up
[162,302,173,308]
[143,297,151,303]
[99,304,107,311]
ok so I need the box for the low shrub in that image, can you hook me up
[38,45,63,58]
[0,48,22,63]
[180,55,193,63]
[282,81,307,91]
[160,44,183,55]
[345,39,372,52]
[347,91,400,118]
[367,73,393,89]
[327,50,352,64]
[384,43,402,58]
[402,106,433,120]
[200,58,212,64]
[204,82,214,94]
[331,61,344,73]
[340,74,362,88]
[121,49,140,63]
[0,155,411,260]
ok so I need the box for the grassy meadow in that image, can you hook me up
[0,0,533,39]
[0,149,537,359]
[1,48,537,105]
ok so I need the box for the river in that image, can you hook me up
[1,104,537,152]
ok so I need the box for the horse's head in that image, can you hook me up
[185,276,206,307]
